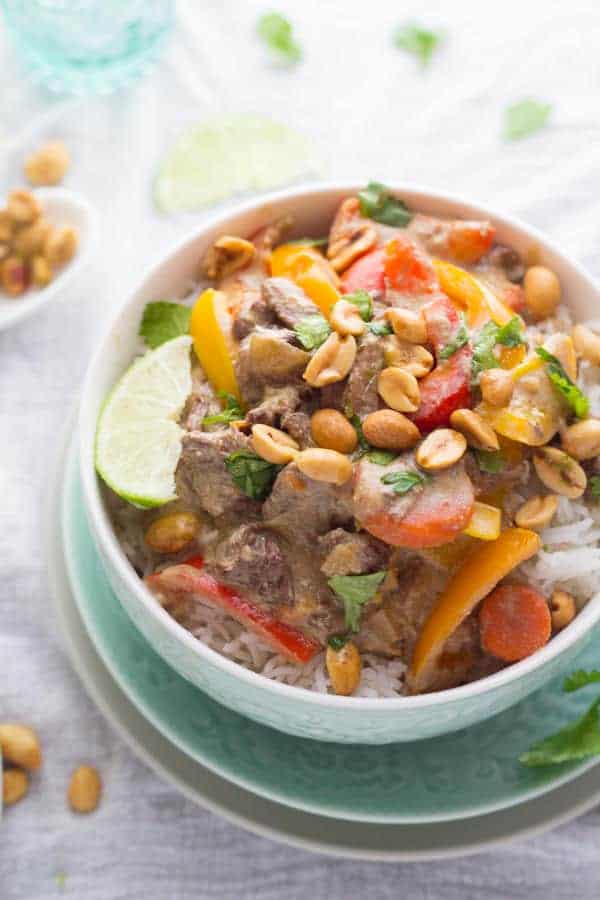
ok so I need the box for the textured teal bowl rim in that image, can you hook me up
[78,181,600,717]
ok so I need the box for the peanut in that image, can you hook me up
[0,724,42,770]
[533,447,586,498]
[24,141,70,186]
[362,409,420,450]
[416,428,467,471]
[329,299,366,336]
[144,513,200,554]
[310,409,358,454]
[383,335,433,378]
[479,368,514,407]
[251,423,299,464]
[1,256,28,296]
[561,418,600,461]
[203,235,255,280]
[68,765,102,813]
[523,266,561,320]
[43,226,78,267]
[550,590,576,631]
[377,366,420,413]
[296,448,353,485]
[449,408,499,451]
[326,640,362,695]
[514,494,558,530]
[572,324,600,366]
[3,769,29,807]
[7,189,41,225]
[385,308,427,344]
[303,332,357,387]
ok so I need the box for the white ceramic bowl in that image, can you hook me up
[79,183,600,744]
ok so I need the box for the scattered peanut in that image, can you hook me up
[1,255,28,296]
[377,366,420,413]
[7,189,41,225]
[550,590,577,631]
[144,512,200,554]
[251,423,299,464]
[572,324,600,366]
[296,448,353,485]
[416,428,467,471]
[561,418,600,461]
[515,494,558,530]
[24,141,70,186]
[43,226,78,267]
[68,765,102,814]
[362,409,420,450]
[533,446,586,498]
[449,408,499,451]
[479,368,514,407]
[326,197,377,272]
[12,218,52,259]
[383,335,433,378]
[0,724,42,770]
[329,299,366,336]
[303,332,357,387]
[310,409,357,454]
[3,769,29,807]
[0,209,14,242]
[385,308,427,344]
[31,254,53,287]
[544,333,577,381]
[326,640,362,695]
[523,265,561,319]
[203,235,255,280]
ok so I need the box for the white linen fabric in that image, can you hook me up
[2,0,600,896]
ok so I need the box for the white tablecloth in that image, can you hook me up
[2,1,600,896]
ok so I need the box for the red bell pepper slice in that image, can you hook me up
[146,564,321,664]
[341,247,386,296]
[383,236,439,295]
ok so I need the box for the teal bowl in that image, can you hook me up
[79,183,600,744]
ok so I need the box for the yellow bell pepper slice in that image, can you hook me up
[463,502,502,541]
[433,260,515,327]
[190,288,241,401]
[499,344,527,369]
[409,527,541,691]
[477,402,554,447]
[270,243,340,318]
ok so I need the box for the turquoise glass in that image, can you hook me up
[0,0,174,95]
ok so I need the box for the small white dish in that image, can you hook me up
[0,187,97,333]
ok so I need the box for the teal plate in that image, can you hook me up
[62,437,600,824]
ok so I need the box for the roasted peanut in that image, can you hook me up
[7,189,41,225]
[572,324,600,366]
[0,724,42,770]
[68,765,102,813]
[310,409,357,454]
[515,494,558,530]
[0,209,14,242]
[327,197,377,272]
[303,333,357,387]
[3,769,29,807]
[377,366,420,413]
[544,333,577,381]
[326,640,362,695]
[479,368,514,407]
[523,265,561,319]
[550,590,576,631]
[449,408,499,451]
[31,254,53,287]
[362,409,420,450]
[416,429,467,471]
[385,307,427,344]
[296,448,353,485]
[533,446,586,498]
[12,218,52,259]
[383,335,433,378]
[24,141,70,186]
[561,419,600,461]
[330,299,366,336]
[43,226,78,267]
[1,256,28,295]
[203,235,255,280]
[144,512,200,554]
[251,423,299,464]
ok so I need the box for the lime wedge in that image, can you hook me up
[155,115,320,214]
[95,336,193,507]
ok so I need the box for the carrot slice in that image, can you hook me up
[480,584,551,662]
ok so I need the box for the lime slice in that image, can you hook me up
[155,115,320,213]
[95,336,193,507]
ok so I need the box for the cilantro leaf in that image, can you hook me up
[394,23,442,67]
[328,634,349,651]
[439,318,469,360]
[358,181,412,227]
[474,449,504,474]
[202,392,244,427]
[471,320,500,382]
[496,316,525,348]
[564,670,600,693]
[139,302,191,349]
[344,290,373,322]
[504,99,552,141]
[328,571,387,631]
[288,237,328,247]
[369,320,393,336]
[367,450,398,465]
[535,347,590,418]
[294,314,331,350]
[257,12,302,63]
[349,414,370,456]
[520,698,600,767]
[224,450,280,500]
[381,469,427,494]
[590,476,600,499]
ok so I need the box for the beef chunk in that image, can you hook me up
[280,410,314,448]
[182,369,220,431]
[211,523,292,604]
[235,328,310,406]
[232,291,275,341]
[342,333,383,417]
[263,462,353,536]
[175,429,259,519]
[319,528,390,577]
[246,385,301,427]
[262,277,319,327]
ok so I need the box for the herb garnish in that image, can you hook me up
[294,314,331,350]
[224,450,280,501]
[504,99,552,141]
[474,449,504,474]
[471,316,525,384]
[328,571,387,631]
[381,469,427,494]
[288,237,328,247]
[496,316,526,348]
[349,414,371,457]
[394,23,443,67]
[367,450,398,465]
[202,392,244,427]
[368,320,393,336]
[344,289,373,322]
[257,12,302,64]
[358,181,413,227]
[564,670,600,693]
[328,634,349,651]
[139,301,191,349]
[535,347,590,418]
[590,476,600,499]
[439,317,469,360]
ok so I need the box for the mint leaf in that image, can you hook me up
[520,698,600,766]
[474,449,504,474]
[536,347,590,418]
[294,314,331,350]
[369,320,393,336]
[394,23,442,67]
[439,317,469,360]
[139,302,191,349]
[367,450,398,465]
[496,316,525,348]
[202,392,244,427]
[257,12,302,63]
[328,571,387,631]
[344,289,373,322]
[225,450,280,500]
[590,476,600,499]
[358,182,412,227]
[564,670,600,693]
[381,469,427,494]
[504,99,552,141]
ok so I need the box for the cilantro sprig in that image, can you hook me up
[328,571,387,631]
[257,12,302,64]
[439,317,469,360]
[139,301,191,349]
[358,181,412,227]
[535,347,590,418]
[294,314,331,350]
[224,450,280,501]
[202,393,244,427]
[471,316,525,384]
[474,449,504,474]
[589,476,600,499]
[381,469,427,494]
[344,290,373,322]
[368,320,393,336]
[394,23,443,68]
